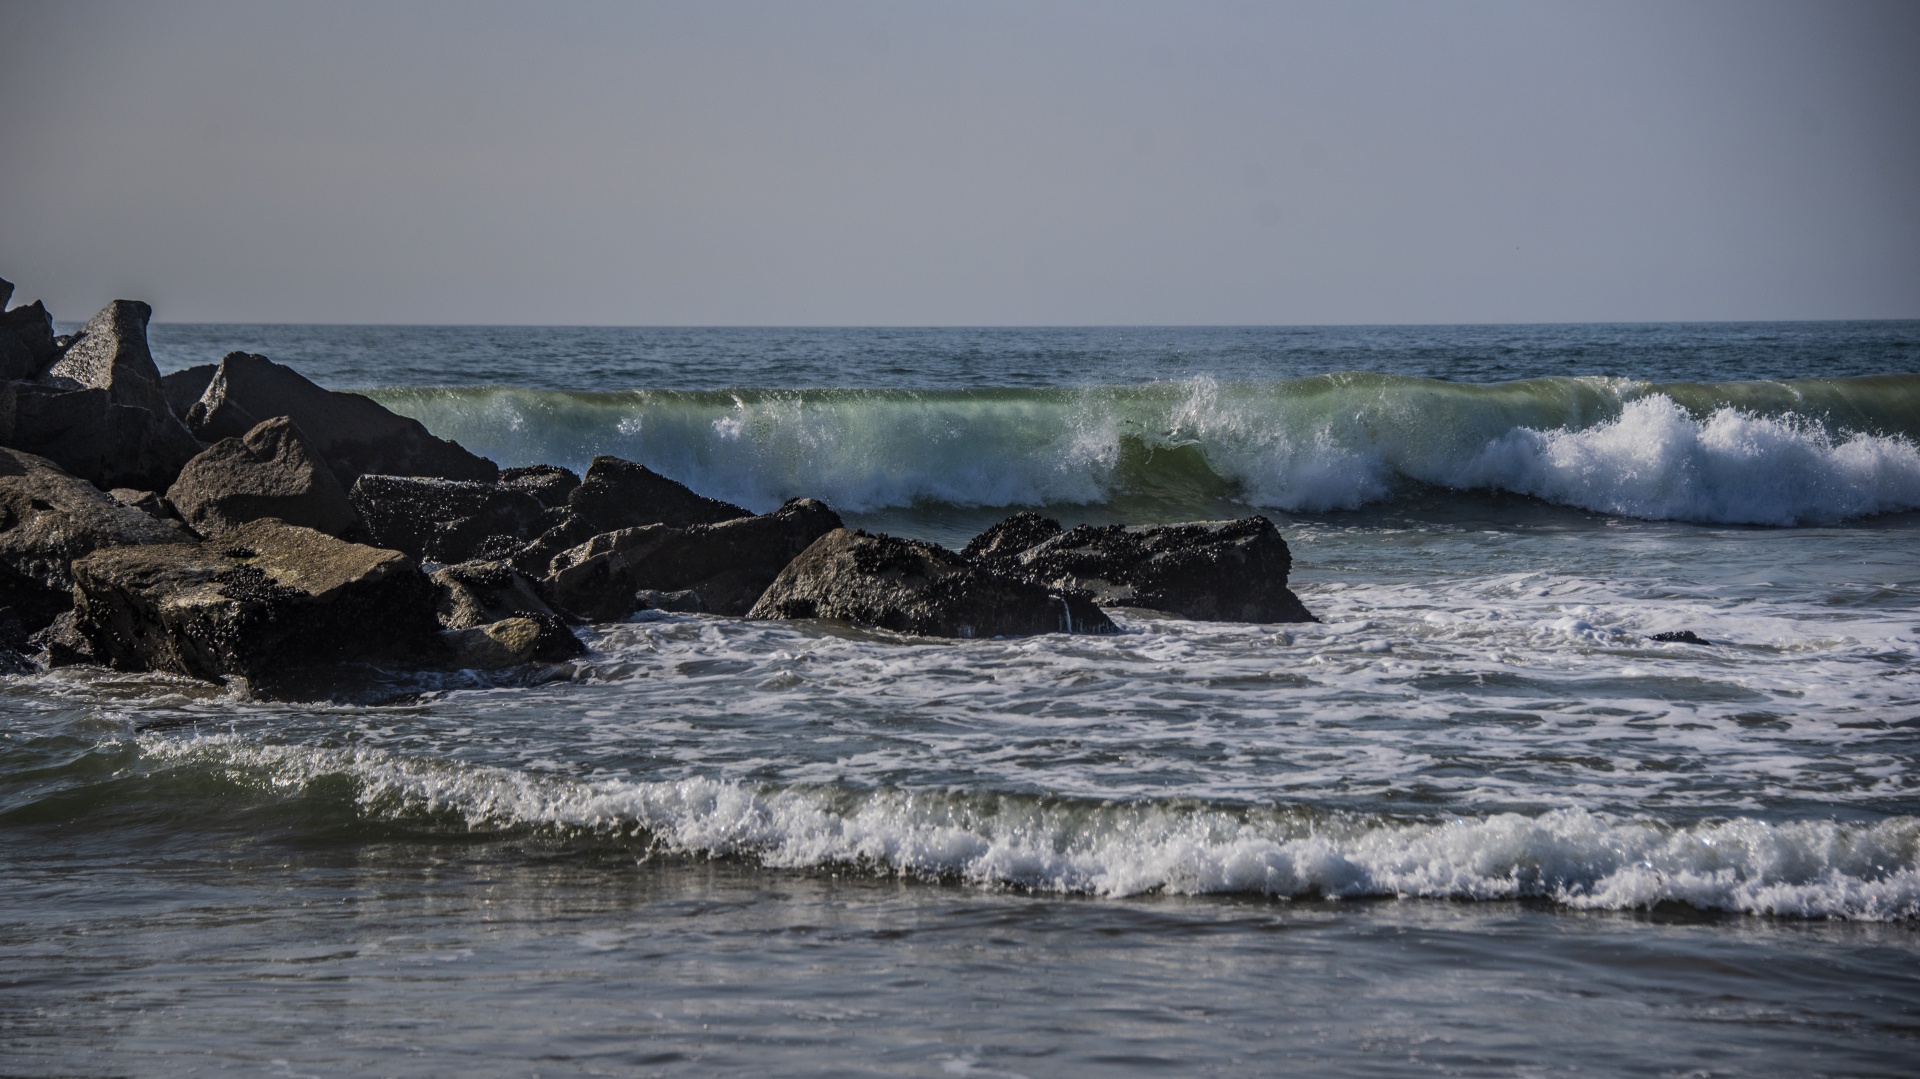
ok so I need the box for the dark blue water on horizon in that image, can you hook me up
[5,320,1918,1076]
[142,319,1920,390]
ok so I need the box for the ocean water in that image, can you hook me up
[5,322,1919,1075]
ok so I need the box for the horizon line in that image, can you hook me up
[117,316,1920,331]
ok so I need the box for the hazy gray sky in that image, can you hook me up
[2,0,1916,325]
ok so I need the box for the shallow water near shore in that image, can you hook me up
[5,322,1919,1074]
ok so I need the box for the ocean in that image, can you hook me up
[4,322,1918,1076]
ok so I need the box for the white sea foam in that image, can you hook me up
[379,377,1920,525]
[1458,396,1920,525]
[140,735,1920,919]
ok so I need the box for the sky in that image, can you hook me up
[1,0,1917,326]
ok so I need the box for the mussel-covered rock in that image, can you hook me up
[748,527,1113,638]
[545,497,842,621]
[498,464,579,509]
[350,474,549,564]
[70,517,441,682]
[167,416,360,537]
[967,514,1315,623]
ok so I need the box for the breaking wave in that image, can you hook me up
[144,735,1920,920]
[370,373,1920,526]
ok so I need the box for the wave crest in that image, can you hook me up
[144,735,1920,919]
[371,374,1920,525]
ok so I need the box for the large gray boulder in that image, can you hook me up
[166,416,360,537]
[350,474,551,564]
[70,517,441,683]
[185,352,497,485]
[0,446,191,632]
[748,528,1113,639]
[545,497,842,621]
[0,300,204,491]
[966,514,1315,623]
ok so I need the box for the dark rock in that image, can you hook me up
[0,278,10,309]
[973,516,1315,623]
[443,613,583,669]
[167,417,359,538]
[961,511,1064,562]
[107,488,179,522]
[500,457,755,581]
[0,446,190,631]
[161,364,217,420]
[2,300,203,490]
[28,610,95,667]
[0,379,205,492]
[350,474,549,564]
[748,528,1114,639]
[0,299,59,381]
[636,589,703,613]
[185,352,497,485]
[69,517,442,683]
[0,603,34,671]
[499,464,579,508]
[546,497,843,621]
[566,455,751,533]
[0,333,32,384]
[504,516,604,579]
[430,559,560,628]
[1651,630,1713,645]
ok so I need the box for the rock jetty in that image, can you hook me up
[0,275,1315,687]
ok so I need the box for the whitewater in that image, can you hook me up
[368,373,1920,524]
[6,321,1918,1076]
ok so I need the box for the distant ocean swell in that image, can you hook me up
[144,735,1920,920]
[369,373,1920,525]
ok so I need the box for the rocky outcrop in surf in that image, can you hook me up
[443,614,583,670]
[965,513,1316,623]
[0,275,1318,679]
[70,518,442,683]
[428,560,584,669]
[431,559,562,629]
[350,473,553,565]
[749,528,1115,638]
[546,497,844,621]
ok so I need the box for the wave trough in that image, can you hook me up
[372,373,1920,526]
